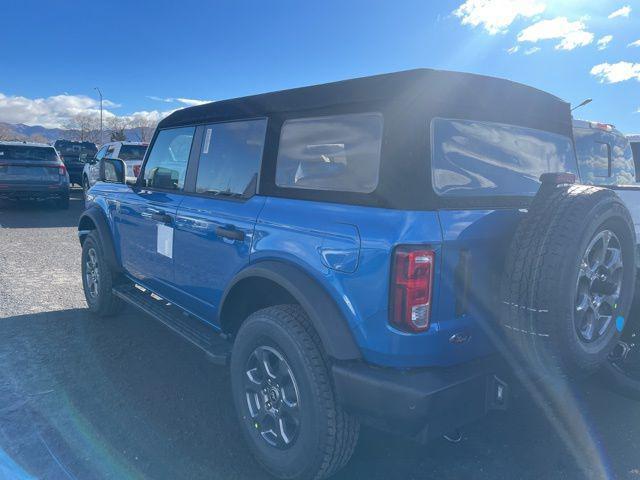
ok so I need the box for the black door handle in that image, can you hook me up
[151,212,172,224]
[216,226,245,241]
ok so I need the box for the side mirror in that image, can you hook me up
[100,158,126,184]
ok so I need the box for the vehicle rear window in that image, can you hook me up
[0,145,58,162]
[119,145,147,161]
[574,129,637,186]
[631,142,640,181]
[431,118,578,197]
[275,112,383,193]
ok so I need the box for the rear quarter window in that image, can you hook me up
[275,112,383,193]
[431,118,578,197]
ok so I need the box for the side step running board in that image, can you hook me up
[113,283,231,365]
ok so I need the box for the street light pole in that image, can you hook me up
[94,87,103,145]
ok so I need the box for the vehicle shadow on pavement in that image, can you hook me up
[0,188,84,229]
[1,307,640,480]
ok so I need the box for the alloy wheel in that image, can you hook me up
[575,230,624,343]
[85,248,100,299]
[243,346,301,449]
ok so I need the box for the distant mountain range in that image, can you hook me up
[0,122,153,144]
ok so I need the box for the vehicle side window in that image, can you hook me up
[195,119,267,196]
[631,142,640,181]
[275,112,383,193]
[95,146,108,161]
[141,127,195,191]
[106,145,116,158]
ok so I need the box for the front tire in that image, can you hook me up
[230,305,359,480]
[81,232,123,316]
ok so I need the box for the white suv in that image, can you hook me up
[82,141,148,196]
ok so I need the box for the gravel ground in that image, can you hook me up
[1,188,640,480]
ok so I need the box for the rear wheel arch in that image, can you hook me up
[220,261,361,361]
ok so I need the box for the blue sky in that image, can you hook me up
[1,0,639,132]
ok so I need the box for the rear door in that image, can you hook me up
[172,118,268,322]
[113,127,196,299]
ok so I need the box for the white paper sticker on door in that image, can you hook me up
[157,224,174,258]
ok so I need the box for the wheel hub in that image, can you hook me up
[575,230,623,343]
[243,346,301,449]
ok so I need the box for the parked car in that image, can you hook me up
[53,139,97,186]
[78,69,639,479]
[82,141,147,196]
[0,141,70,208]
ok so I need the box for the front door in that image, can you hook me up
[114,126,196,299]
[173,119,268,322]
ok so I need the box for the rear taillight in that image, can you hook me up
[390,246,435,333]
[58,164,67,176]
[133,164,141,177]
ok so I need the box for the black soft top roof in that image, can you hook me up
[159,68,572,138]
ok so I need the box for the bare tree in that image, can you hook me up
[128,116,158,143]
[63,114,101,144]
[106,116,129,142]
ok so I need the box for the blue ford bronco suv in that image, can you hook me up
[79,69,639,479]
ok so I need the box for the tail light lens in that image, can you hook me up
[133,164,141,177]
[390,246,435,333]
[58,164,67,177]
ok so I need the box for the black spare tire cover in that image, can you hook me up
[500,182,636,377]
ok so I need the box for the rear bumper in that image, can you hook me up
[0,185,69,201]
[332,355,509,441]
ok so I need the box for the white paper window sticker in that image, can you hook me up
[203,128,212,154]
[157,224,174,258]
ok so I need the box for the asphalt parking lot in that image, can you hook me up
[1,188,640,480]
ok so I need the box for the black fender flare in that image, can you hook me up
[220,261,362,361]
[78,207,122,273]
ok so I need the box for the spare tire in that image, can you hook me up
[500,179,636,378]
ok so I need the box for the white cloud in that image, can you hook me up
[590,62,640,83]
[628,39,640,47]
[507,45,520,54]
[147,96,212,106]
[524,46,541,55]
[0,93,120,128]
[517,17,594,50]
[0,92,178,128]
[608,5,631,19]
[597,35,613,50]
[453,0,546,34]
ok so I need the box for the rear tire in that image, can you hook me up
[230,305,359,480]
[500,185,636,378]
[81,231,124,316]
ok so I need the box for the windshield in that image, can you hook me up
[119,145,147,161]
[0,145,58,162]
[431,118,578,197]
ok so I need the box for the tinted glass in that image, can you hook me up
[0,145,58,162]
[574,129,637,186]
[276,112,383,193]
[142,127,195,190]
[631,142,640,180]
[574,128,611,183]
[611,137,636,185]
[432,118,578,197]
[196,119,267,196]
[119,145,147,161]
[95,146,108,161]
